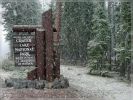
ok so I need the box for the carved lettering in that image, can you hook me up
[13,34,36,66]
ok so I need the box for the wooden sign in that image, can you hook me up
[12,8,60,81]
[13,32,36,66]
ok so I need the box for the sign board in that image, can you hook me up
[13,32,36,66]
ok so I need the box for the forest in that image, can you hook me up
[1,0,132,81]
[61,1,132,81]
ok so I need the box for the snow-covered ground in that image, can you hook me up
[0,69,12,88]
[61,65,133,100]
[0,65,132,100]
[0,70,12,80]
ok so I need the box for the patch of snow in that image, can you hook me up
[61,65,133,100]
[0,69,12,81]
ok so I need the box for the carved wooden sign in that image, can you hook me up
[13,32,36,66]
[12,9,60,81]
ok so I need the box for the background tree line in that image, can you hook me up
[61,0,131,80]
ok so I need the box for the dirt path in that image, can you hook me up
[61,65,133,100]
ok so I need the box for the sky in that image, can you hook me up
[0,4,9,61]
[39,0,52,11]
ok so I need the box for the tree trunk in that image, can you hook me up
[120,60,126,77]
[108,0,116,70]
[127,63,131,81]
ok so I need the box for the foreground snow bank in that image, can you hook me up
[61,65,133,100]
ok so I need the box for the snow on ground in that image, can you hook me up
[0,69,13,88]
[0,65,132,100]
[0,69,12,80]
[61,65,133,100]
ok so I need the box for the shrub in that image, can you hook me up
[1,59,15,71]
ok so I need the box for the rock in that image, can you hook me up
[35,80,46,89]
[27,80,36,88]
[5,79,14,87]
[89,70,101,76]
[52,78,61,89]
[89,70,119,78]
[13,79,28,89]
[108,72,119,77]
[52,76,69,89]
[60,77,69,88]
[45,82,53,89]
[5,76,69,89]
[101,71,109,77]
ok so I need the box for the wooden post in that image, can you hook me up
[54,0,62,79]
[36,28,46,80]
[42,9,54,82]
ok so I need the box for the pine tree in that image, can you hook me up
[115,2,131,77]
[87,1,110,71]
[61,2,94,64]
[2,0,41,58]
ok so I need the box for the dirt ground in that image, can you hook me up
[0,88,82,100]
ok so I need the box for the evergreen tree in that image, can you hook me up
[114,2,131,78]
[87,1,110,71]
[61,2,94,64]
[2,0,41,58]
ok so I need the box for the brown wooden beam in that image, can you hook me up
[54,0,62,79]
[36,28,46,80]
[13,25,57,32]
[13,25,42,32]
[42,9,54,82]
[27,68,37,80]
